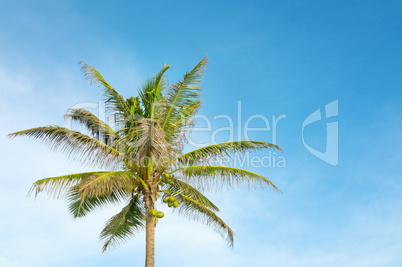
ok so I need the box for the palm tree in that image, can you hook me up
[9,56,281,267]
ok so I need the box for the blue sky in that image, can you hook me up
[1,1,401,266]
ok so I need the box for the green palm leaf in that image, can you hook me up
[65,108,118,144]
[138,64,170,119]
[79,61,129,115]
[174,140,282,166]
[166,190,234,247]
[161,56,207,136]
[126,96,144,117]
[163,177,219,212]
[8,126,127,168]
[28,171,111,198]
[164,100,202,147]
[66,186,127,218]
[28,171,136,199]
[100,195,145,252]
[176,165,280,192]
[77,171,136,199]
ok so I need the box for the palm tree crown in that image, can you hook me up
[9,56,281,266]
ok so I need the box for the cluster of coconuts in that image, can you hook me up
[163,195,179,208]
[163,173,174,184]
[148,209,164,225]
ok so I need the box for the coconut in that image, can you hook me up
[173,200,179,208]
[164,173,170,179]
[156,212,164,218]
[168,202,173,207]
[149,209,157,216]
[154,217,159,224]
[163,197,169,203]
[168,196,175,202]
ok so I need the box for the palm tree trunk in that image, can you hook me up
[144,193,155,267]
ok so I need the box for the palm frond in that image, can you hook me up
[162,177,219,211]
[8,126,127,168]
[163,190,233,247]
[174,140,283,166]
[175,165,280,192]
[164,100,202,148]
[65,108,118,144]
[115,118,174,167]
[28,171,135,199]
[161,56,207,134]
[154,64,170,95]
[126,96,144,117]
[29,171,106,198]
[100,195,145,252]
[66,186,128,218]
[172,100,202,128]
[138,64,170,119]
[76,171,136,199]
[79,61,129,115]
